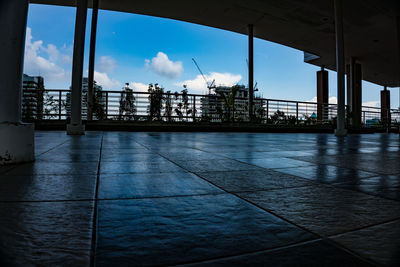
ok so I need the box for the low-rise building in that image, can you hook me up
[200,85,264,122]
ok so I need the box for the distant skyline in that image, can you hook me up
[25,4,400,108]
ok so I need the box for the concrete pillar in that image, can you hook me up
[334,0,347,136]
[397,14,400,85]
[396,13,399,134]
[87,0,99,121]
[248,24,254,121]
[346,59,362,128]
[67,0,88,135]
[381,87,391,127]
[317,67,329,122]
[351,63,362,128]
[0,0,34,165]
[346,63,352,117]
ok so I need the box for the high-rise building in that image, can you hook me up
[22,74,44,121]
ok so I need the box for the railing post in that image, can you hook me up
[306,104,308,117]
[192,95,196,122]
[387,108,390,133]
[232,95,235,122]
[362,111,365,124]
[296,102,299,124]
[105,91,109,119]
[266,99,269,123]
[59,90,62,120]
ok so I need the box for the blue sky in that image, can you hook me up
[25,4,399,108]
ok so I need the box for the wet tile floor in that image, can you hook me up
[0,131,399,266]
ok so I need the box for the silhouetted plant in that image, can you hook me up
[119,83,136,120]
[216,106,224,121]
[164,90,173,122]
[93,87,106,120]
[303,112,317,125]
[147,83,164,121]
[43,91,60,119]
[270,110,286,124]
[252,106,266,123]
[175,103,184,121]
[287,115,297,125]
[173,91,182,121]
[175,93,183,121]
[182,87,192,120]
[84,81,106,120]
[174,87,193,121]
[217,85,240,122]
[201,114,211,122]
[191,107,196,122]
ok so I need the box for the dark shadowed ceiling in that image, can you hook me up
[31,0,400,87]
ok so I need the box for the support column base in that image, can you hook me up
[0,123,34,165]
[67,123,85,135]
[334,128,348,137]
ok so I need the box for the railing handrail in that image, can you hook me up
[43,89,71,93]
[32,88,396,111]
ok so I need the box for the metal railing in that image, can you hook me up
[21,88,400,130]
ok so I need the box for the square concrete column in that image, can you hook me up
[0,0,34,165]
[67,0,88,135]
[334,0,347,136]
[346,64,352,118]
[397,15,400,129]
[347,60,362,128]
[352,63,362,128]
[87,0,99,121]
[248,24,254,121]
[317,67,329,122]
[381,87,391,127]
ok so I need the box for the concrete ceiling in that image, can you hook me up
[31,0,400,87]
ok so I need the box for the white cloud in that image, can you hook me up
[61,55,72,65]
[97,56,117,73]
[129,82,149,92]
[145,52,183,79]
[86,55,120,90]
[94,71,122,90]
[309,96,317,102]
[24,27,68,82]
[46,44,59,62]
[176,72,242,93]
[328,96,337,104]
[62,43,73,53]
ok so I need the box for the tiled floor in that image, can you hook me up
[0,131,399,266]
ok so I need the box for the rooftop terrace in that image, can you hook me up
[0,131,400,266]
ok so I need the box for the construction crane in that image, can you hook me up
[192,58,216,94]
